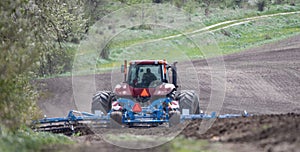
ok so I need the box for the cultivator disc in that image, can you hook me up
[33,123,94,136]
[31,110,111,136]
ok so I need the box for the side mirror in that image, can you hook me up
[172,61,178,88]
[121,65,125,73]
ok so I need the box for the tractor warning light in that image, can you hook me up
[140,88,149,97]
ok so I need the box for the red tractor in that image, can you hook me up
[91,60,200,127]
[33,61,250,133]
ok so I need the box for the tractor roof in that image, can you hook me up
[129,60,168,65]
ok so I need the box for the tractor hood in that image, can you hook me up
[114,83,175,98]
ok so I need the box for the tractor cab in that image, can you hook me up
[114,60,178,101]
[127,60,168,88]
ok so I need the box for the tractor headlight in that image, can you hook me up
[153,83,175,96]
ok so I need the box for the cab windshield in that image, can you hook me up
[128,64,163,88]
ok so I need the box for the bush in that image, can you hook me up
[0,76,40,131]
[37,46,76,77]
[0,126,73,152]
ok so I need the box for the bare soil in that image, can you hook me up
[37,35,300,152]
[183,113,300,152]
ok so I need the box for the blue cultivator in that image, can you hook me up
[33,96,250,135]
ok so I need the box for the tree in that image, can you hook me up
[257,0,266,11]
[34,0,87,76]
[0,0,87,130]
[0,0,41,130]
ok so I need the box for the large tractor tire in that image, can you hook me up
[176,90,200,114]
[91,91,113,114]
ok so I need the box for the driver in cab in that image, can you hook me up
[142,68,157,86]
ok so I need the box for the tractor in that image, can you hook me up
[33,60,250,134]
[91,60,200,127]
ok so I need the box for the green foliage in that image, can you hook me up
[183,1,197,16]
[0,126,73,152]
[34,0,87,76]
[0,76,40,131]
[214,13,300,55]
[73,2,300,75]
[84,0,119,26]
[1,0,87,78]
[257,0,267,11]
[166,136,211,152]
[0,0,87,130]
[34,0,87,43]
[38,45,77,76]
[119,0,152,5]
[0,0,41,130]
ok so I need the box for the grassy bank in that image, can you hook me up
[73,9,300,74]
[165,136,214,152]
[0,127,73,152]
[39,3,300,78]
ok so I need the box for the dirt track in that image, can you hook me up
[37,35,300,152]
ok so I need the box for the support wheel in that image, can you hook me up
[110,111,123,128]
[169,111,181,127]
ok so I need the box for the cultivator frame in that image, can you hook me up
[33,97,250,135]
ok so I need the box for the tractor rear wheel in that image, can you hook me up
[176,90,200,114]
[91,91,113,114]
